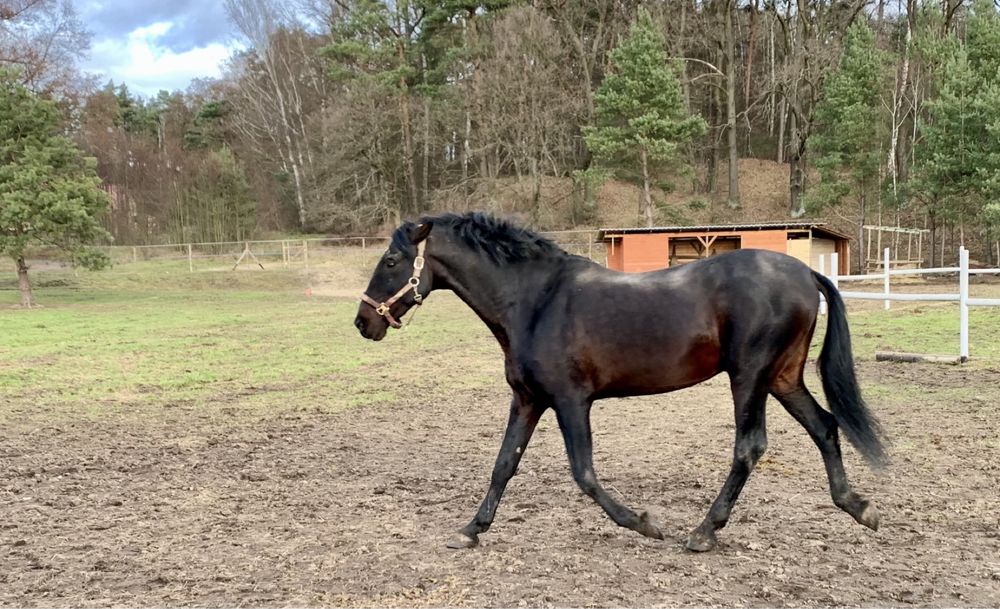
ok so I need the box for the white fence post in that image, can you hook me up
[959,246,969,362]
[819,254,827,315]
[883,247,891,310]
[830,253,839,292]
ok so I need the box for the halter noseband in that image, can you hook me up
[360,239,427,329]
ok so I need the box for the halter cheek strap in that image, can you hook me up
[360,239,426,329]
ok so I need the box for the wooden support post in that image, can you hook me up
[232,242,265,271]
[876,228,882,271]
[132,246,138,263]
[361,237,366,249]
[865,226,872,270]
[188,243,193,273]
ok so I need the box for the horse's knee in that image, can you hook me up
[735,434,767,468]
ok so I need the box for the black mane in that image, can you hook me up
[393,212,565,265]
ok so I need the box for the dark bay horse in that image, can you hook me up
[355,213,887,552]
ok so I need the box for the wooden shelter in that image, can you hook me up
[599,222,850,275]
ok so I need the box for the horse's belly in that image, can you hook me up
[589,334,722,398]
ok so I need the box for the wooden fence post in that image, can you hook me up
[883,247,891,310]
[132,246,137,263]
[188,244,193,273]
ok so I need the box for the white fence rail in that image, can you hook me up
[820,247,1000,362]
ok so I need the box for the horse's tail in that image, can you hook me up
[813,272,888,469]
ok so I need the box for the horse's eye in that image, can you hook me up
[386,259,396,268]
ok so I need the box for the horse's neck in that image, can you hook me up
[429,245,558,345]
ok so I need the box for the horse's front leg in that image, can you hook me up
[555,399,665,541]
[446,394,544,549]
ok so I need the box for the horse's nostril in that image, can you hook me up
[354,318,365,331]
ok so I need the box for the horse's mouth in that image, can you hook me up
[356,323,387,341]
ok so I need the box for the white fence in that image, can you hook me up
[820,247,1000,362]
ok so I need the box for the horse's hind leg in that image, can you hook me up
[771,383,879,531]
[555,399,665,541]
[687,374,769,552]
[446,394,544,549]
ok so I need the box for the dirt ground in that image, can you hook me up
[3,356,1000,608]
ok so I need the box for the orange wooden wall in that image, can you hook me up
[607,229,796,273]
[621,233,669,272]
[739,230,788,253]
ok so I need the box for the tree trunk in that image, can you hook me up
[679,0,691,113]
[725,0,740,209]
[16,256,33,308]
[422,94,431,209]
[887,0,912,202]
[777,96,786,162]
[640,147,654,227]
[398,85,419,214]
[858,193,866,274]
[787,4,806,217]
[788,111,806,217]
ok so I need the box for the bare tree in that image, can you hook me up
[0,0,91,95]
[225,0,317,228]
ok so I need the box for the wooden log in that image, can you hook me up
[875,351,962,364]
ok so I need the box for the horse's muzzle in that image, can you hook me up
[354,311,388,341]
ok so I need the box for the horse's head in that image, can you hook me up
[355,221,433,341]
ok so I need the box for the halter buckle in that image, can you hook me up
[375,303,389,316]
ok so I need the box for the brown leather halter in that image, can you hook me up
[359,239,427,329]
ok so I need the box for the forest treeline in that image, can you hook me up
[3,0,1000,266]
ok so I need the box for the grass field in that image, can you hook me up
[1,261,500,427]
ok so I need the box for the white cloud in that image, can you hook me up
[84,20,235,96]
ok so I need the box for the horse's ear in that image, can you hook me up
[410,222,432,244]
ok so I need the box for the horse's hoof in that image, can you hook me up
[445,532,479,549]
[637,511,665,540]
[856,502,880,531]
[685,528,717,552]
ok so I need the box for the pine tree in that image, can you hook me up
[912,0,1000,255]
[583,8,706,227]
[808,21,887,242]
[0,69,110,307]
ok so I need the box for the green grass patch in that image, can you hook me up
[832,305,1000,364]
[1,265,496,426]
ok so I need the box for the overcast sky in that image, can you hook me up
[78,0,238,97]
